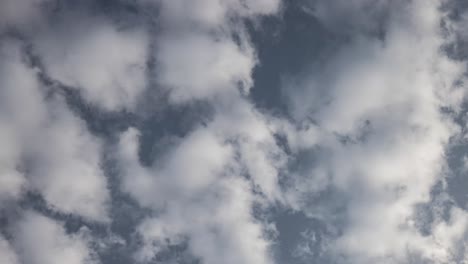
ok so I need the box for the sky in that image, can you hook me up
[0,0,468,264]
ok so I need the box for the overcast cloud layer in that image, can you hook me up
[1,0,468,263]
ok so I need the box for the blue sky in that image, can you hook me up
[0,1,468,263]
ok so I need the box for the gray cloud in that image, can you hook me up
[0,235,19,264]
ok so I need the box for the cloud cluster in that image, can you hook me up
[153,0,280,103]
[34,15,149,111]
[0,38,109,221]
[116,97,286,263]
[0,0,468,264]
[115,1,286,263]
[12,211,98,264]
[0,2,115,263]
[281,0,468,263]
[1,0,285,263]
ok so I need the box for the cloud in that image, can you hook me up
[134,175,272,264]
[0,0,50,31]
[116,99,286,263]
[154,0,280,27]
[156,32,255,103]
[112,2,285,262]
[33,14,149,111]
[0,38,110,221]
[27,100,110,221]
[0,235,19,264]
[116,126,233,209]
[0,39,42,207]
[1,0,468,264]
[12,211,98,264]
[303,0,398,36]
[153,0,281,103]
[281,0,468,262]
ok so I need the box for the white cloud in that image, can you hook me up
[0,39,44,206]
[3,0,468,263]
[109,0,294,262]
[12,211,98,264]
[117,126,233,208]
[0,38,110,221]
[116,96,287,263]
[33,15,148,111]
[117,126,276,264]
[28,100,110,221]
[157,32,255,103]
[135,176,272,264]
[211,97,287,201]
[153,0,280,103]
[113,2,285,261]
[282,0,468,262]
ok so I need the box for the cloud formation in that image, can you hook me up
[281,0,468,263]
[0,37,110,222]
[0,0,468,264]
[34,17,149,111]
[12,211,98,264]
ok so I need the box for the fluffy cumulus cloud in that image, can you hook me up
[12,211,98,264]
[1,0,468,264]
[0,38,110,222]
[116,87,286,264]
[33,16,149,111]
[281,0,468,263]
[112,1,286,262]
[153,0,281,103]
